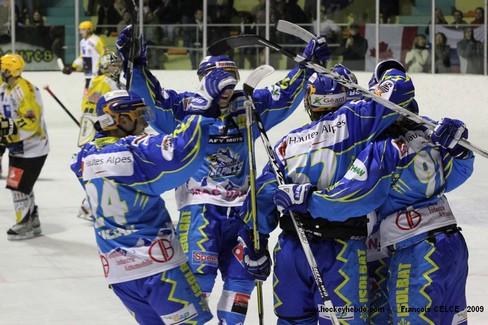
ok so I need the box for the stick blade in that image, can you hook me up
[208,34,263,55]
[243,65,275,97]
[276,20,315,42]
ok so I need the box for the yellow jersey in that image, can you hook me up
[0,77,49,158]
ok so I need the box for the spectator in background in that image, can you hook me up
[30,9,44,27]
[96,0,121,36]
[380,0,399,23]
[451,9,468,30]
[183,8,203,70]
[117,11,131,34]
[471,7,484,25]
[405,34,431,73]
[339,23,368,70]
[284,0,309,24]
[313,5,341,43]
[435,7,448,24]
[457,27,483,74]
[435,32,450,73]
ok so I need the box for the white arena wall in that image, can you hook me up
[0,70,486,324]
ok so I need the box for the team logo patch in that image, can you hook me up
[192,251,218,267]
[207,148,243,178]
[395,210,422,230]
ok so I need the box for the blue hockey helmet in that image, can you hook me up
[197,55,240,81]
[332,63,361,101]
[374,68,415,109]
[95,90,153,132]
[304,73,346,120]
[304,64,358,120]
[368,59,406,90]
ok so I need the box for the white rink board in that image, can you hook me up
[0,70,487,324]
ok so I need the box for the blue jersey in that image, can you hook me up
[307,126,474,247]
[241,98,399,234]
[131,66,311,208]
[70,115,213,284]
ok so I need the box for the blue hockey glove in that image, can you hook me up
[0,117,16,137]
[302,36,330,65]
[237,228,271,281]
[188,68,237,117]
[431,118,469,157]
[115,25,147,67]
[274,183,313,215]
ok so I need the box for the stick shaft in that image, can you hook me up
[44,86,80,127]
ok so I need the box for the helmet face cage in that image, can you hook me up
[99,52,122,80]
[96,90,152,131]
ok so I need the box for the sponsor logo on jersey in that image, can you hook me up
[207,148,244,178]
[285,115,349,156]
[268,84,281,101]
[100,255,109,277]
[232,242,245,266]
[161,303,198,324]
[344,159,368,181]
[83,151,134,180]
[7,166,24,189]
[161,135,175,161]
[192,251,218,266]
[149,239,175,263]
[208,134,244,144]
[395,210,422,230]
[396,263,411,317]
[374,80,394,100]
[231,293,250,315]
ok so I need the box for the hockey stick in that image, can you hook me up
[43,85,80,127]
[277,20,314,42]
[125,0,140,91]
[243,72,340,325]
[208,35,488,158]
[243,65,276,325]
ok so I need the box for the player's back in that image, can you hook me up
[377,126,474,247]
[72,137,187,284]
[277,98,398,190]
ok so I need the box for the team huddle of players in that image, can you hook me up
[1,21,473,325]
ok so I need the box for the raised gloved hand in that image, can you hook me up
[237,228,271,281]
[115,25,147,66]
[302,36,330,66]
[0,117,16,137]
[431,118,469,157]
[273,183,313,214]
[62,65,73,75]
[188,68,237,117]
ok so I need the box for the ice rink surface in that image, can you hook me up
[0,70,488,324]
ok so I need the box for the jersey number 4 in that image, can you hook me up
[85,181,128,227]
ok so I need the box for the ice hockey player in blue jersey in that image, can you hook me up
[70,90,215,325]
[115,25,331,324]
[277,109,474,324]
[238,64,418,324]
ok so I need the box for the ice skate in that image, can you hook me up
[7,218,35,241]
